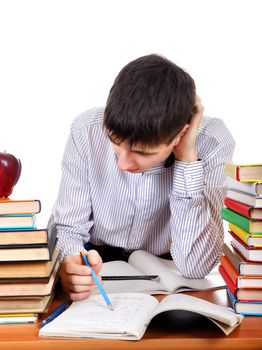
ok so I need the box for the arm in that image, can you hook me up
[52,118,93,259]
[51,116,102,300]
[170,99,235,278]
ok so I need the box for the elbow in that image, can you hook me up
[171,252,217,279]
[178,264,208,279]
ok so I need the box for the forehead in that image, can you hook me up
[114,139,168,154]
[130,142,167,153]
[107,132,171,154]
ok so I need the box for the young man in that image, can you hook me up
[50,54,235,301]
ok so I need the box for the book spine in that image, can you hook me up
[224,198,252,219]
[220,255,239,285]
[221,208,250,232]
[236,166,241,181]
[219,265,238,298]
[0,226,36,231]
[226,288,238,312]
[229,225,250,245]
[218,265,237,298]
[223,243,242,271]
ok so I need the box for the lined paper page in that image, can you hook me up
[39,293,158,339]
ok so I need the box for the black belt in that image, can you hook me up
[84,242,171,262]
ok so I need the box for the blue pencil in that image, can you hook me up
[80,252,113,311]
[41,303,68,328]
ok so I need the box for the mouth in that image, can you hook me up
[127,169,140,173]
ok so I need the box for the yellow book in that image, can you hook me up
[229,223,262,247]
[225,162,262,182]
[0,313,37,317]
[0,313,38,324]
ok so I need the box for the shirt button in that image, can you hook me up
[185,175,193,181]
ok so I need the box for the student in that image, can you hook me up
[50,54,235,301]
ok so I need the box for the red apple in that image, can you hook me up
[0,151,22,197]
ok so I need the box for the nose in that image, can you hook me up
[117,150,135,171]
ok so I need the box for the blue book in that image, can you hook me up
[0,214,36,231]
[227,288,262,316]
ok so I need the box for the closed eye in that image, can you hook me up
[132,150,158,156]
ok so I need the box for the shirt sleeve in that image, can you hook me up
[169,119,235,278]
[50,118,92,261]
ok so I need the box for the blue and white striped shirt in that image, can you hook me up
[51,107,235,278]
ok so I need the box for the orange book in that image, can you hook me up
[221,255,262,289]
[220,255,238,285]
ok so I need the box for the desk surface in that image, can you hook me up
[0,289,261,350]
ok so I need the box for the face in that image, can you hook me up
[110,138,178,173]
[108,122,190,172]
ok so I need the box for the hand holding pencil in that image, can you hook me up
[80,252,113,310]
[59,250,103,302]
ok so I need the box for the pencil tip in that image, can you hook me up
[108,304,114,311]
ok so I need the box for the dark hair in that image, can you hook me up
[104,54,196,147]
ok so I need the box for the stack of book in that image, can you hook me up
[220,162,262,316]
[0,198,59,324]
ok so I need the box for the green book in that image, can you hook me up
[221,208,262,234]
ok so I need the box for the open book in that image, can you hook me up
[39,293,244,339]
[99,250,225,295]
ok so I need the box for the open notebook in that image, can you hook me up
[39,293,244,339]
[99,250,225,295]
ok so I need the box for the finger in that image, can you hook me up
[62,259,92,276]
[62,276,98,291]
[86,250,103,273]
[61,276,96,293]
[66,283,98,294]
[67,274,100,286]
[194,95,204,115]
[195,94,201,104]
[68,291,92,301]
[189,98,203,128]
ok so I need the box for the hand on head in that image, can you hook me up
[172,95,204,162]
[59,249,103,301]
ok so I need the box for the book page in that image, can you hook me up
[100,260,168,294]
[39,293,244,339]
[128,250,225,293]
[39,293,158,340]
[151,294,244,335]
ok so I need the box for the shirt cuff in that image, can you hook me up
[172,160,204,195]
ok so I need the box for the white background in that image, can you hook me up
[0,0,261,227]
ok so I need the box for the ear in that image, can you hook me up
[172,124,189,147]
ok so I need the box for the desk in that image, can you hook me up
[0,289,261,350]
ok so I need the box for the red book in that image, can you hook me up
[220,255,238,285]
[219,264,237,296]
[224,197,262,220]
[219,264,262,301]
[220,255,262,288]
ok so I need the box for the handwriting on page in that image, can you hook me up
[56,294,156,333]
